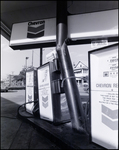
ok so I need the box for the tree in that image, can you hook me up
[19,67,26,85]
[18,66,35,85]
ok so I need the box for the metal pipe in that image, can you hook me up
[40,47,42,66]
[56,1,87,133]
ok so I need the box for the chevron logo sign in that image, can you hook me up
[42,96,48,108]
[101,104,118,130]
[27,20,45,38]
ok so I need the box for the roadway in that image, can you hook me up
[1,85,89,105]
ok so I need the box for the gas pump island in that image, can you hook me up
[25,57,70,124]
[9,2,118,149]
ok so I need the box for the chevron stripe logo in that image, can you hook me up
[101,104,118,130]
[102,115,118,130]
[42,96,48,102]
[42,102,48,108]
[42,96,48,108]
[27,20,45,38]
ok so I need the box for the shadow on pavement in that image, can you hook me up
[1,97,61,149]
[0,90,18,93]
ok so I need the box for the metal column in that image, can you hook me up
[56,1,87,133]
[40,47,43,66]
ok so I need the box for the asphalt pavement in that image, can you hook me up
[1,90,60,149]
[1,88,102,149]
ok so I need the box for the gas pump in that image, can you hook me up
[25,68,39,115]
[37,58,70,125]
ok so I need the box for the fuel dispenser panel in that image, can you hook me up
[25,68,38,114]
[37,59,70,124]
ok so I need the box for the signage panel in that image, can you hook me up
[37,63,53,121]
[26,71,34,114]
[10,18,56,46]
[46,49,57,62]
[89,43,118,149]
[10,9,118,50]
[91,39,108,48]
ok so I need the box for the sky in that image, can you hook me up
[1,35,40,80]
[1,34,116,81]
[1,35,90,80]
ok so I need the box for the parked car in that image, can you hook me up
[83,83,89,93]
[0,81,9,92]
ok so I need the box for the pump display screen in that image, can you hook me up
[89,44,118,149]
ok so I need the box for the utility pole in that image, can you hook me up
[25,57,29,69]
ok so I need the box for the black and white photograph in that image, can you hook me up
[1,1,118,149]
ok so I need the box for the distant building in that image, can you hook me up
[73,61,88,84]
